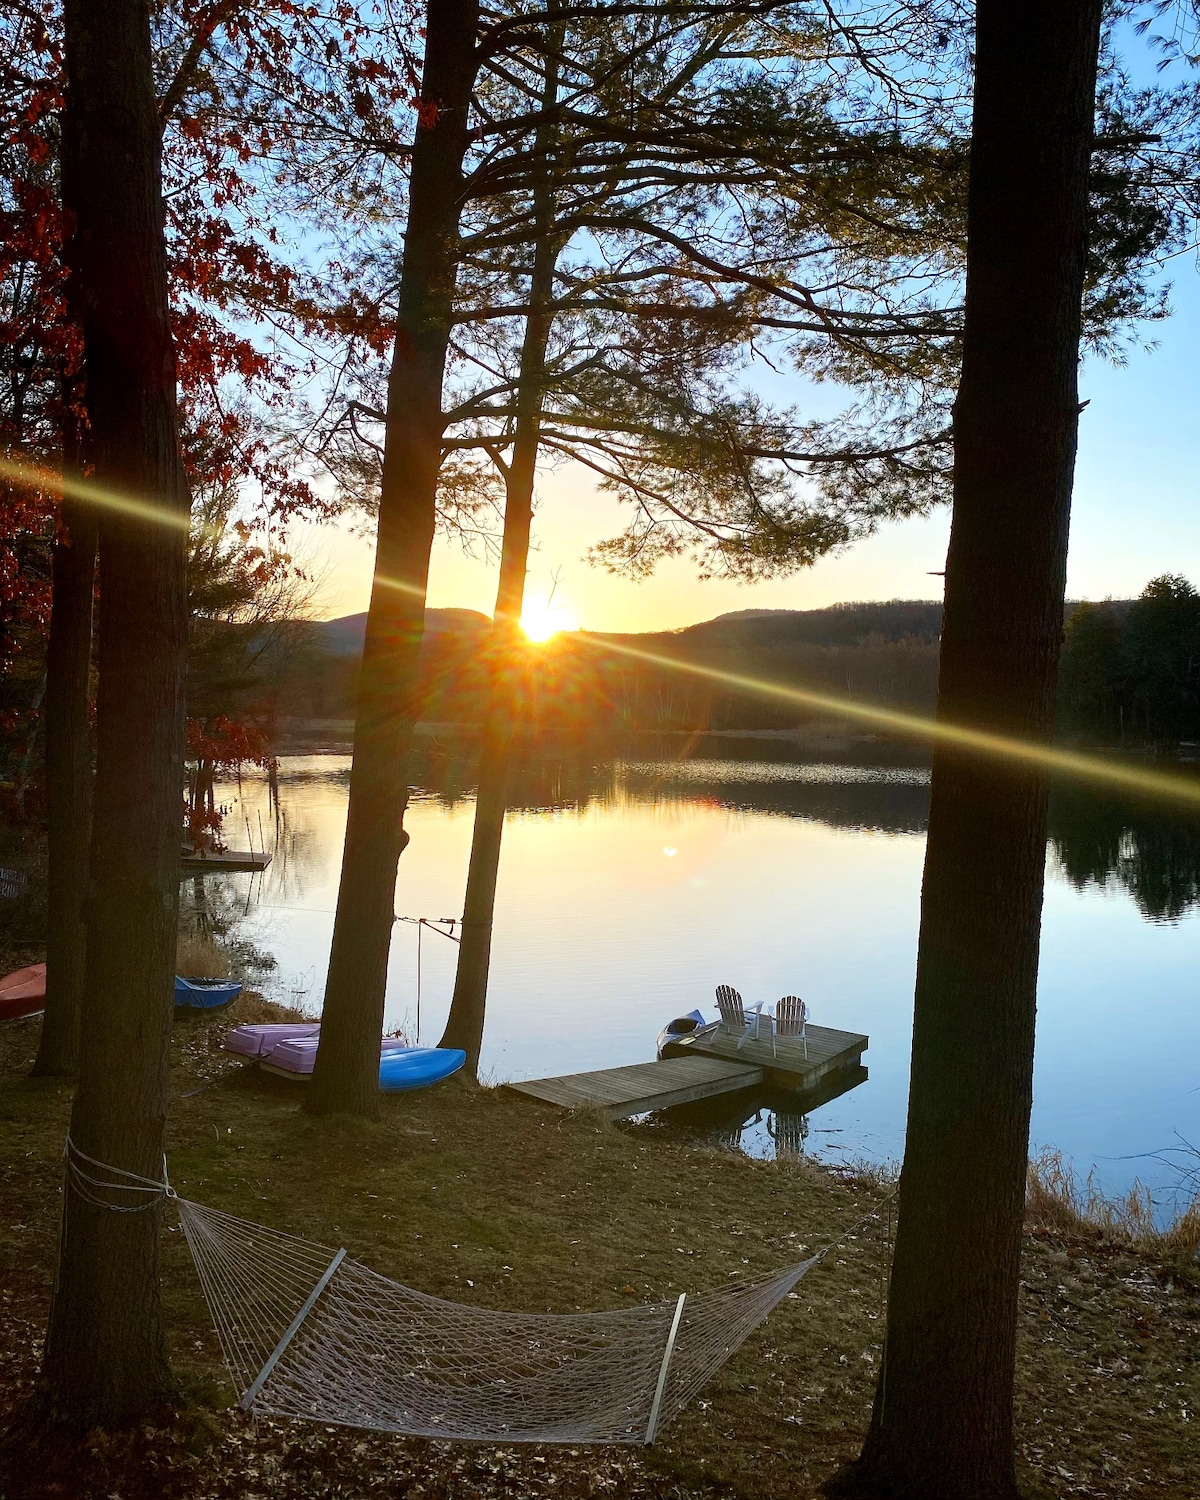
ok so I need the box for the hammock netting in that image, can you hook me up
[177,1196,818,1445]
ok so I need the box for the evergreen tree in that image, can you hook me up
[839,1,1104,1494]
[1124,573,1200,742]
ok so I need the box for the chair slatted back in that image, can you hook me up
[776,995,807,1036]
[715,985,745,1030]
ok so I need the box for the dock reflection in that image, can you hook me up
[640,1063,869,1161]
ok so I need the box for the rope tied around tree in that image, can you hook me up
[63,1135,175,1213]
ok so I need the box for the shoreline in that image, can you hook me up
[1,999,1197,1498]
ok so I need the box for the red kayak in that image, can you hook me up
[0,963,46,1021]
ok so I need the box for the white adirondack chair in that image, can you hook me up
[775,994,809,1059]
[715,984,763,1050]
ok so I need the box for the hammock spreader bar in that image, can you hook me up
[241,1246,347,1410]
[644,1292,686,1445]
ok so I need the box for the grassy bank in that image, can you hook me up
[1,1004,1198,1500]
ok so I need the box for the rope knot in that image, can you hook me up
[63,1135,172,1212]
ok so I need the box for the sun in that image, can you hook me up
[520,595,579,643]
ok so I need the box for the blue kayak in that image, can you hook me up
[378,1046,466,1092]
[175,975,244,1009]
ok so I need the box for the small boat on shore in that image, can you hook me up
[225,1021,321,1058]
[226,1022,466,1091]
[378,1047,467,1092]
[0,963,46,1021]
[656,1008,706,1059]
[175,975,244,1010]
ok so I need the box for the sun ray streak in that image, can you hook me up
[6,444,1196,812]
[0,453,192,532]
[585,636,1200,810]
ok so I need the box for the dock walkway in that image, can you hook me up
[507,1020,868,1121]
[508,1054,762,1120]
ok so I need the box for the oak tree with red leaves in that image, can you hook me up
[2,0,356,1074]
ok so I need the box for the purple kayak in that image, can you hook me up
[265,1033,411,1076]
[227,1022,465,1091]
[225,1022,320,1059]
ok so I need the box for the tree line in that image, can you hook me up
[229,580,1200,746]
[2,1,1199,1498]
[1059,574,1200,745]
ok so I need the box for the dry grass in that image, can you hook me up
[175,932,233,980]
[1027,1148,1200,1265]
[0,1007,1198,1499]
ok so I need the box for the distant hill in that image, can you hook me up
[308,607,491,657]
[228,596,1150,741]
[590,599,945,650]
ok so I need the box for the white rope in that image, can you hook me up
[60,1141,889,1447]
[63,1136,175,1213]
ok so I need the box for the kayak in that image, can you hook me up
[656,1008,706,1059]
[0,963,46,1021]
[237,1024,466,1091]
[175,975,244,1009]
[379,1046,466,1093]
[225,1021,321,1058]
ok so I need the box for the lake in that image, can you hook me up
[191,739,1200,1211]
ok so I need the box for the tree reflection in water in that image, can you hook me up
[1048,784,1200,923]
[410,735,1200,926]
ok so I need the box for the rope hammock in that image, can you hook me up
[62,1139,830,1446]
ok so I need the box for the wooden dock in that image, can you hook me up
[508,1018,868,1121]
[180,847,272,875]
[665,1020,868,1091]
[508,1054,763,1120]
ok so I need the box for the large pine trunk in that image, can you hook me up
[32,481,96,1077]
[306,0,480,1117]
[840,4,1102,1496]
[38,0,191,1426]
[439,104,559,1077]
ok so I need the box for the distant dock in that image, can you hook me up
[507,1020,868,1121]
[180,847,272,875]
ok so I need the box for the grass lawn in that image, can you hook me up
[1,998,1198,1500]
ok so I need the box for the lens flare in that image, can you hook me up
[0,453,190,532]
[9,442,1198,812]
[521,595,579,643]
[588,636,1200,810]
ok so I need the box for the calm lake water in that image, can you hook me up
[193,740,1200,1210]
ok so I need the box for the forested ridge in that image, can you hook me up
[236,587,1200,747]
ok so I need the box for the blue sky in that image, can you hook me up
[303,260,1200,632]
[299,19,1200,635]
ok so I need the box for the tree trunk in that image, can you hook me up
[439,38,560,1078]
[837,4,1102,1496]
[31,489,96,1077]
[306,0,480,1117]
[39,0,191,1427]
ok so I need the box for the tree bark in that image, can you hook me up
[439,35,560,1078]
[39,0,191,1426]
[306,0,480,1117]
[32,88,95,1081]
[32,453,96,1077]
[836,4,1102,1497]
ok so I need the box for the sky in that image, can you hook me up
[296,221,1200,638]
